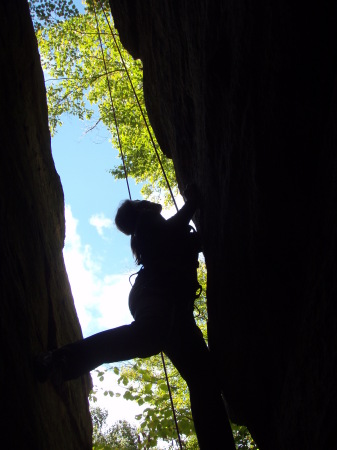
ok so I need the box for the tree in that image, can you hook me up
[33,0,177,204]
[91,406,139,449]
[29,0,79,31]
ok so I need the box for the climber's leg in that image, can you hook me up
[164,313,235,450]
[37,308,173,382]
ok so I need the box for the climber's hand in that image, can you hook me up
[183,183,199,206]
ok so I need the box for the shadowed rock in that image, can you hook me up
[0,1,92,448]
[109,2,337,448]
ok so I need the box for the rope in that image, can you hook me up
[97,0,178,212]
[161,352,184,450]
[93,3,183,448]
[92,3,131,200]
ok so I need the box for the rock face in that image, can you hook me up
[109,1,337,448]
[0,2,92,448]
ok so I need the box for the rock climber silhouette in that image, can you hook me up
[36,185,235,449]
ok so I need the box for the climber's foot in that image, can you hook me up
[34,351,66,385]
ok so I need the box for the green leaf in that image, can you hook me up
[35,6,177,203]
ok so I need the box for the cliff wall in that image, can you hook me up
[0,2,92,448]
[109,1,337,448]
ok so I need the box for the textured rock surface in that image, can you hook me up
[110,1,337,448]
[0,1,92,448]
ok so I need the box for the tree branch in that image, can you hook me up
[84,118,102,134]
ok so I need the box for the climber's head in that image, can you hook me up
[115,199,162,235]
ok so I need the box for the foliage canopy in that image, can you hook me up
[91,407,139,449]
[34,0,177,203]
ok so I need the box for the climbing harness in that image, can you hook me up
[128,268,142,287]
[92,2,182,448]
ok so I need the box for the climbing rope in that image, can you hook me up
[97,0,178,212]
[92,3,183,448]
[92,5,131,200]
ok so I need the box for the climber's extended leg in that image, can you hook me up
[36,308,173,382]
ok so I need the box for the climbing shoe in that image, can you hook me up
[34,350,66,385]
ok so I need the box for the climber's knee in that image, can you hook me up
[130,311,172,357]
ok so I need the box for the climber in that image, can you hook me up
[35,185,235,449]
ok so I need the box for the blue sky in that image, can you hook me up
[51,113,146,424]
[52,115,141,334]
[48,0,184,432]
[51,107,182,434]
[50,109,183,434]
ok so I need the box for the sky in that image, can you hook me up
[50,86,183,434]
[52,114,146,425]
[48,0,185,433]
[52,116,141,335]
[51,106,183,436]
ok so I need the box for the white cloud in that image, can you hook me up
[63,199,194,339]
[63,205,143,425]
[89,212,113,237]
[63,205,133,337]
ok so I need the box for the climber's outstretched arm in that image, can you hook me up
[167,184,199,228]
